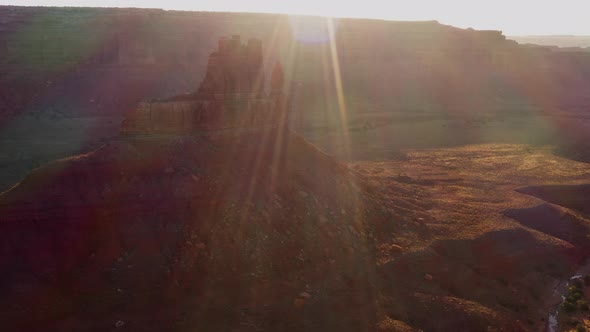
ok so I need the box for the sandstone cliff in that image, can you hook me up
[2,5,590,121]
[120,35,288,135]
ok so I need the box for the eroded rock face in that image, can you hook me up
[198,35,265,95]
[121,36,288,135]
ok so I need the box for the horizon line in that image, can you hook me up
[2,3,590,37]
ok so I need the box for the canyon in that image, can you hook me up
[2,6,590,192]
[1,5,590,332]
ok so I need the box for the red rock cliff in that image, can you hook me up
[121,36,288,135]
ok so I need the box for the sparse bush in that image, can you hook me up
[572,278,584,289]
[572,292,583,301]
[577,299,589,311]
[562,301,577,313]
[576,323,587,332]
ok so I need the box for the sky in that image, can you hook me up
[4,0,590,36]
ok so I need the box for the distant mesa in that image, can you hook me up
[121,35,289,135]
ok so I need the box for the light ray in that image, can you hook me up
[326,17,352,161]
[237,16,286,225]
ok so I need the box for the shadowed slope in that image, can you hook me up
[504,203,590,249]
[516,184,590,216]
[0,129,379,331]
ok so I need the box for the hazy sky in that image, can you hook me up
[5,0,590,35]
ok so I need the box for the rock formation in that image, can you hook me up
[0,126,379,332]
[121,35,288,135]
[270,61,284,95]
[197,35,265,95]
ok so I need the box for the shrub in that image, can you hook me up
[562,301,577,313]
